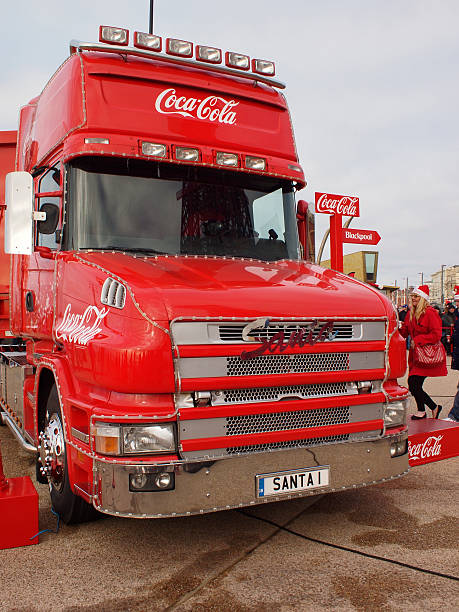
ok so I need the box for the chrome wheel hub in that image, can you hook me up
[38,413,65,491]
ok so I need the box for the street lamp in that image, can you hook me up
[441,264,446,306]
[419,272,424,285]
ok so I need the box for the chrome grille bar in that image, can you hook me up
[218,381,349,405]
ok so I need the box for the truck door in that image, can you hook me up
[20,164,62,340]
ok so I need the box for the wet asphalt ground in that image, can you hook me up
[1,363,458,611]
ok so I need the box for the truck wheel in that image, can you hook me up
[39,386,99,524]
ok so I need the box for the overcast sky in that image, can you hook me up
[1,1,457,287]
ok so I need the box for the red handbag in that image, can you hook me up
[413,341,445,367]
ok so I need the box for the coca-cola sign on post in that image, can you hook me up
[315,192,360,217]
[155,88,239,125]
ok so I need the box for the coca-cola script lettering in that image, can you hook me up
[155,88,239,124]
[315,192,360,217]
[408,435,443,462]
[55,304,109,346]
[241,320,339,360]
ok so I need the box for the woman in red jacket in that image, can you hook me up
[400,285,447,419]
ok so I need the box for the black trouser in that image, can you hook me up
[408,375,436,412]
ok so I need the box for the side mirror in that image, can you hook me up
[37,203,59,235]
[5,171,34,254]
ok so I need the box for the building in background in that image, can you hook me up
[321,250,378,284]
[430,265,459,304]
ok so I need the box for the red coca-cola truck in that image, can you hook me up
[0,27,408,523]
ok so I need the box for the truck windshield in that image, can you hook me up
[66,157,300,261]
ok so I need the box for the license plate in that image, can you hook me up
[256,466,330,498]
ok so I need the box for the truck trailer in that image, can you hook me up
[0,26,409,523]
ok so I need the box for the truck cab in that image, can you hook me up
[1,28,408,522]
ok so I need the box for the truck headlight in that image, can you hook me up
[122,424,175,454]
[93,422,175,455]
[384,400,408,428]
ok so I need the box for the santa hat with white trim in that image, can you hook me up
[412,284,430,301]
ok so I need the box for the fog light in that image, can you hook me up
[390,439,407,457]
[130,473,148,490]
[155,472,172,489]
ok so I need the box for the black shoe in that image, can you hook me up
[411,413,427,420]
[432,405,442,419]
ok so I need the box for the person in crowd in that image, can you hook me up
[398,305,408,322]
[444,295,459,422]
[399,285,447,419]
[441,304,457,355]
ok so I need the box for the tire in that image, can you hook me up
[39,386,100,524]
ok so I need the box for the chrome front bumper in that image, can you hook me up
[92,432,409,518]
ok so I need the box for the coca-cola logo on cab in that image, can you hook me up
[315,192,360,217]
[155,88,239,124]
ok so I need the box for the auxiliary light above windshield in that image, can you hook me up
[99,26,129,46]
[134,31,162,52]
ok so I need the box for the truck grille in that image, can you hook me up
[226,406,349,436]
[227,352,349,376]
[219,322,353,343]
[226,434,349,455]
[220,381,348,404]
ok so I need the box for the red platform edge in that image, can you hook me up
[408,418,459,467]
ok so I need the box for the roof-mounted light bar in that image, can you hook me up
[71,29,284,89]
[99,26,129,46]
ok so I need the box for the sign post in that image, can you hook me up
[315,192,360,272]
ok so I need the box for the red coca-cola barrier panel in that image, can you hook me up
[0,442,39,549]
[0,477,39,549]
[315,192,360,217]
[408,419,459,467]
